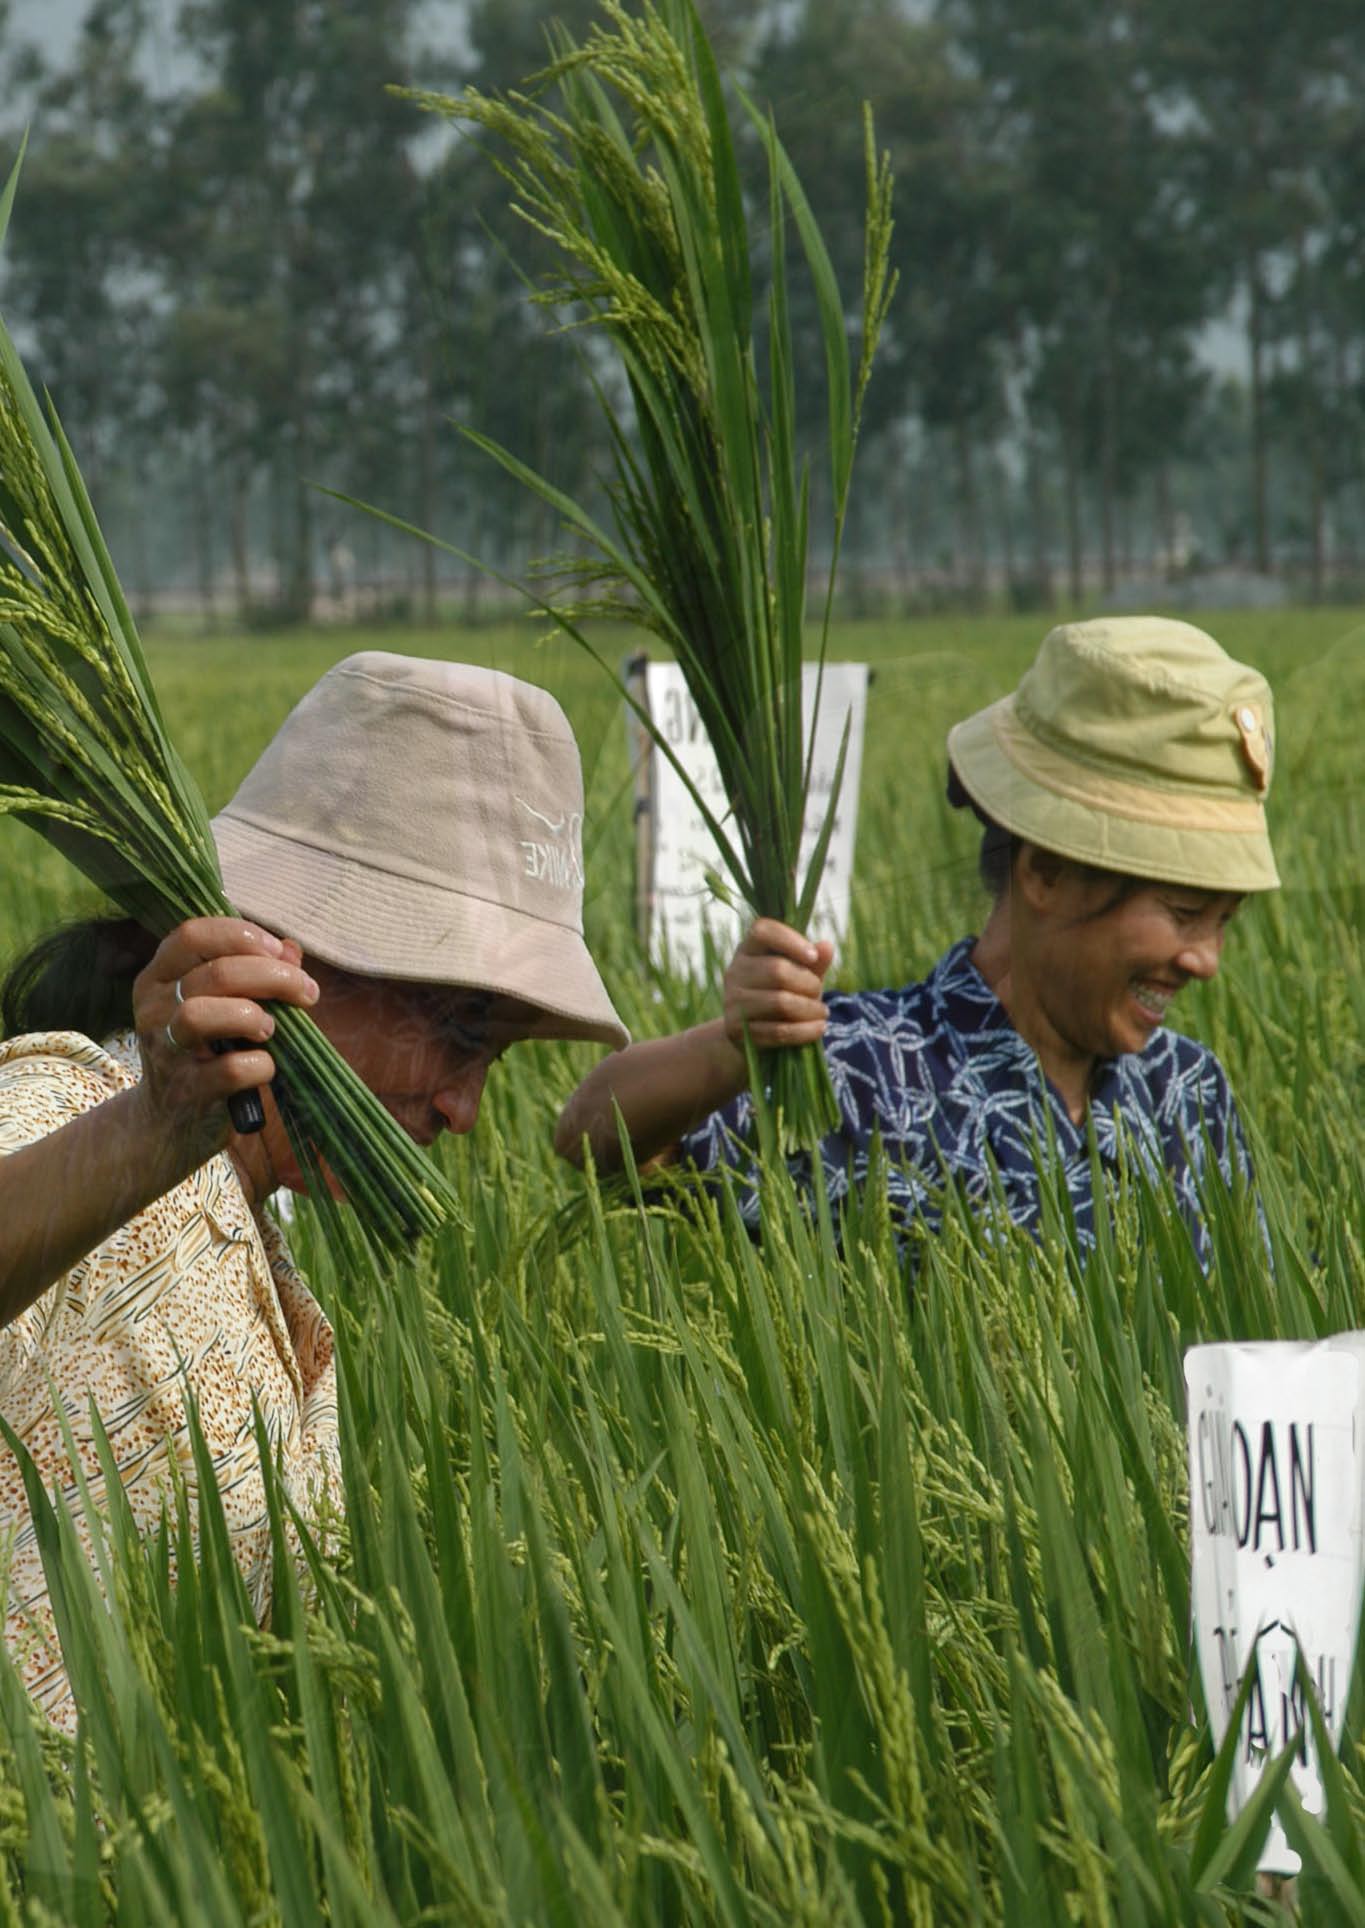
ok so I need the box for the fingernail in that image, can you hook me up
[304,976,320,1001]
[259,930,283,955]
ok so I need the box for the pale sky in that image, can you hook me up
[9,0,466,92]
[15,0,102,64]
[11,0,189,92]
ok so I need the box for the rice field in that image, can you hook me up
[0,609,1361,1923]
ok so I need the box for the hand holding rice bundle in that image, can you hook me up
[558,616,1279,1265]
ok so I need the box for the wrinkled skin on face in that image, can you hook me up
[972,845,1242,1122]
[236,963,547,1200]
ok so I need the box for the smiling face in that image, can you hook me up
[256,965,547,1195]
[965,842,1248,1121]
[1015,854,1243,1066]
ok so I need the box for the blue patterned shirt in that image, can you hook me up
[678,938,1248,1259]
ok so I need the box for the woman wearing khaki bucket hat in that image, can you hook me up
[0,650,627,1731]
[558,616,1276,1257]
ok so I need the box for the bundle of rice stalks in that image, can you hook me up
[0,155,459,1255]
[405,0,895,1147]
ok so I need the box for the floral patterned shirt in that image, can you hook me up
[0,1030,342,1730]
[679,938,1248,1259]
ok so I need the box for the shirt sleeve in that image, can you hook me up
[1192,1049,1252,1186]
[676,1088,757,1174]
[0,1038,116,1156]
[1212,1069,1272,1258]
[676,994,884,1178]
[1168,1046,1269,1269]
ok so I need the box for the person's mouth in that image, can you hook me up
[378,1096,445,1146]
[1131,979,1179,1019]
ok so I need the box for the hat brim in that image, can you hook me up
[946,697,1281,893]
[213,814,629,1050]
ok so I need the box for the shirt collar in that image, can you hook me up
[931,936,1138,1146]
[930,938,1031,1057]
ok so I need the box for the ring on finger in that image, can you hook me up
[173,976,186,1006]
[164,1019,186,1055]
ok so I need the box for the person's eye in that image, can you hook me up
[446,1011,492,1050]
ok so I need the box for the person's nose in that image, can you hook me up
[432,1059,490,1136]
[1174,926,1224,982]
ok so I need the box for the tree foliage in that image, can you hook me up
[3,0,1365,609]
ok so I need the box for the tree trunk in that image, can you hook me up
[1118,492,1133,581]
[290,458,314,622]
[881,433,912,606]
[129,463,155,625]
[1295,226,1325,604]
[463,482,485,624]
[988,449,1017,598]
[953,418,986,606]
[1247,254,1270,573]
[1330,331,1350,595]
[1099,308,1118,595]
[1154,463,1175,576]
[1098,453,1115,593]
[229,463,252,623]
[1025,416,1054,607]
[418,338,438,626]
[364,519,381,620]
[1061,405,1083,605]
[268,462,289,610]
[190,448,218,628]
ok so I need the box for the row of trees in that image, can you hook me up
[4,0,1364,620]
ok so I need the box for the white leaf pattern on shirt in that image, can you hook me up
[679,938,1248,1261]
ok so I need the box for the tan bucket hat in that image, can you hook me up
[211,652,629,1048]
[946,617,1280,892]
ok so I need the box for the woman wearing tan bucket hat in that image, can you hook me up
[557,616,1276,1257]
[0,650,626,1731]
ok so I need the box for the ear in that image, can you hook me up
[1014,841,1066,912]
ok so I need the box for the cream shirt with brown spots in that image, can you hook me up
[0,1029,343,1730]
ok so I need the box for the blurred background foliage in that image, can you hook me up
[4,0,1365,626]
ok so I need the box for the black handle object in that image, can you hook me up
[211,1038,267,1134]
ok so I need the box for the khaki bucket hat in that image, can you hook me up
[946,617,1280,892]
[212,652,629,1048]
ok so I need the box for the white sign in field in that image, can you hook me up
[628,659,869,981]
[1185,1336,1365,1875]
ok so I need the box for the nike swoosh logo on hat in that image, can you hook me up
[515,796,568,834]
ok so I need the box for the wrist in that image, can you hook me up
[706,1023,751,1107]
[122,1082,209,1199]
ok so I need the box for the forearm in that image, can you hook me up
[0,1089,202,1327]
[555,1020,748,1172]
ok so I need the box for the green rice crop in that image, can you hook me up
[0,609,1358,1922]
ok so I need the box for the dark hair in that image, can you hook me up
[977,817,1019,901]
[1,917,158,1041]
[946,763,1144,914]
[947,764,1021,900]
